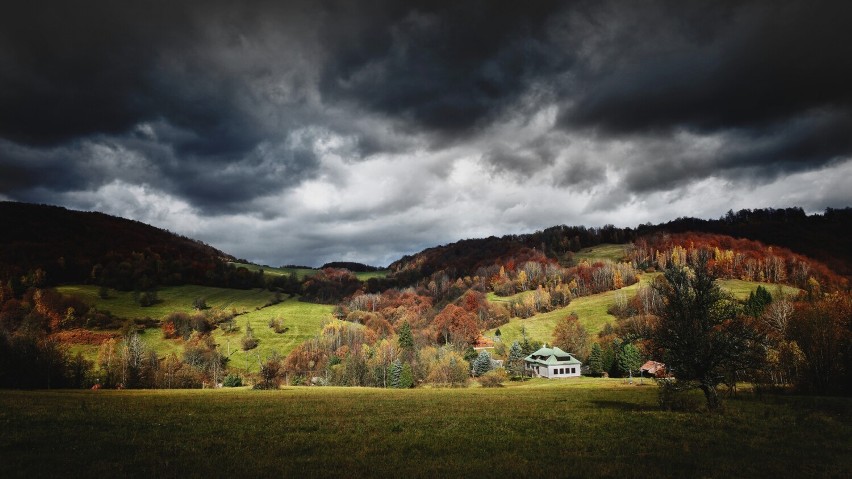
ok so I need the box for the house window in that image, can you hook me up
[571,368,575,374]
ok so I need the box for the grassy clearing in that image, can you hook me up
[212,298,335,372]
[1,380,848,478]
[487,277,651,345]
[572,243,629,264]
[57,285,333,370]
[717,279,800,300]
[230,262,316,279]
[57,284,275,320]
[231,262,388,281]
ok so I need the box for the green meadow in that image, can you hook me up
[231,262,389,281]
[1,380,848,478]
[57,285,334,372]
[571,243,629,264]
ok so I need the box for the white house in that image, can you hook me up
[523,345,582,378]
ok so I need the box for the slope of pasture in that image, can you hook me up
[232,262,389,281]
[230,262,316,280]
[212,298,335,372]
[571,243,628,264]
[57,285,333,370]
[57,284,275,319]
[487,276,651,346]
[717,279,800,300]
[487,276,801,348]
[2,381,849,477]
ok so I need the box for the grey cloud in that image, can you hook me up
[553,159,606,190]
[2,0,851,267]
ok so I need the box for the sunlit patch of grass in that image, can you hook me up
[487,274,656,345]
[1,380,848,477]
[571,243,629,264]
[57,286,334,369]
[211,297,335,372]
[716,279,800,300]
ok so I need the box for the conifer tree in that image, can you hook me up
[390,359,403,388]
[589,342,603,376]
[473,350,492,377]
[507,341,525,378]
[399,363,414,389]
[618,342,641,383]
[520,326,534,355]
[398,321,414,353]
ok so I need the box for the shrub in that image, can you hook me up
[478,369,507,388]
[135,290,158,307]
[268,317,289,334]
[222,373,242,387]
[192,297,208,310]
[241,321,258,350]
[241,336,259,351]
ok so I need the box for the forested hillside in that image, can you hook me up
[0,202,238,291]
[388,207,852,285]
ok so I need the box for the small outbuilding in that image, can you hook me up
[524,345,582,378]
[640,360,667,378]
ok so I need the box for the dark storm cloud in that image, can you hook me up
[0,0,327,210]
[318,0,570,141]
[559,1,852,134]
[1,0,851,266]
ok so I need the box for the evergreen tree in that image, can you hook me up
[618,342,642,383]
[399,363,414,389]
[507,341,525,378]
[398,321,414,353]
[473,350,493,377]
[389,359,403,388]
[744,286,773,318]
[520,326,534,355]
[589,342,604,376]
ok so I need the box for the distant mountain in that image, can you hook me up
[0,202,235,291]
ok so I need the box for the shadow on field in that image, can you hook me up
[590,400,653,412]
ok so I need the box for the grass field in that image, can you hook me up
[1,380,848,478]
[487,275,801,347]
[571,243,629,264]
[57,285,334,371]
[232,262,389,281]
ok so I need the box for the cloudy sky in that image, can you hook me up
[2,1,851,267]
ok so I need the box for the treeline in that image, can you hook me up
[320,262,382,272]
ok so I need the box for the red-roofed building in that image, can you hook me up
[640,360,667,378]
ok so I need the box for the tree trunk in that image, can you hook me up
[700,383,720,411]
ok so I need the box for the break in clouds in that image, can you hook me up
[1,0,851,266]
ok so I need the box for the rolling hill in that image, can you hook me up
[0,201,235,289]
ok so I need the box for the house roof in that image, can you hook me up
[524,345,582,366]
[640,360,665,374]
